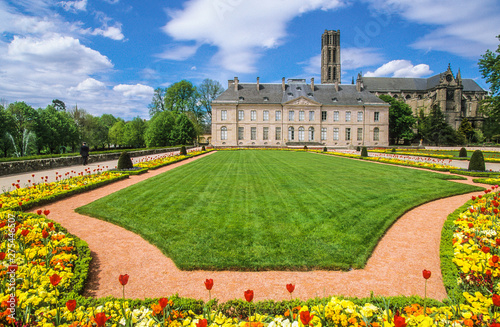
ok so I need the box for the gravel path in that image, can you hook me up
[30,152,489,302]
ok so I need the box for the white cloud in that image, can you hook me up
[365,0,500,57]
[113,84,154,98]
[157,45,200,61]
[91,24,124,41]
[162,0,347,73]
[71,78,106,93]
[364,60,432,78]
[59,0,87,12]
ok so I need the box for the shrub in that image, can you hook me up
[360,147,368,157]
[323,146,327,152]
[303,145,308,150]
[202,145,206,151]
[117,151,133,169]
[391,147,397,153]
[180,145,187,155]
[459,147,467,158]
[468,150,485,171]
[356,146,361,151]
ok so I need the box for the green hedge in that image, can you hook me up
[107,168,149,175]
[472,178,500,185]
[449,170,500,177]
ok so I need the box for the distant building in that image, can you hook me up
[211,77,389,147]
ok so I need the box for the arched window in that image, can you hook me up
[298,127,305,141]
[308,127,314,141]
[288,126,295,141]
[373,127,379,141]
[221,126,227,140]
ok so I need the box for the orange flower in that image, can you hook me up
[151,303,162,316]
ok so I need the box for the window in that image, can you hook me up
[333,111,339,121]
[251,127,256,140]
[221,110,227,121]
[345,128,351,141]
[309,111,315,121]
[321,127,327,141]
[238,110,244,121]
[221,126,227,140]
[288,126,295,140]
[321,111,327,121]
[357,128,363,141]
[275,110,282,121]
[374,127,380,141]
[289,110,295,121]
[374,112,379,122]
[263,110,269,121]
[298,127,305,141]
[263,127,269,140]
[333,128,339,140]
[308,127,315,141]
[275,127,281,140]
[357,111,363,122]
[299,111,305,121]
[345,111,351,122]
[251,110,256,121]
[238,127,244,140]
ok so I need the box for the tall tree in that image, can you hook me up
[198,79,224,121]
[144,111,176,147]
[478,35,500,120]
[420,105,462,145]
[6,102,39,156]
[172,113,197,145]
[36,105,79,154]
[148,87,166,117]
[99,114,118,148]
[379,95,416,145]
[0,105,15,157]
[109,120,126,148]
[164,80,202,118]
[123,117,146,148]
[457,118,474,144]
[52,99,66,111]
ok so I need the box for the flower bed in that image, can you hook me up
[0,171,127,211]
[133,149,213,170]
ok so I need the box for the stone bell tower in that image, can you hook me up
[321,30,341,84]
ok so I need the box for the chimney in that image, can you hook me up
[257,77,260,91]
[356,73,363,92]
[282,77,286,91]
[335,80,339,92]
[234,76,239,91]
[228,79,234,88]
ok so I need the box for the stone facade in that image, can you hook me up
[211,78,389,148]
[321,30,341,84]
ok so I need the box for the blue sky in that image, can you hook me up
[0,0,498,120]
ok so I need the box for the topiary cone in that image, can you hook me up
[180,145,187,155]
[117,151,134,170]
[361,147,368,157]
[459,147,467,158]
[468,150,485,171]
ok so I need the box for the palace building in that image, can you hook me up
[211,29,487,147]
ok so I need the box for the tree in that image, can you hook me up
[52,99,66,111]
[144,111,176,147]
[0,105,15,157]
[164,80,202,118]
[379,95,416,145]
[36,105,79,153]
[148,87,166,117]
[123,117,146,148]
[457,118,474,144]
[109,120,126,147]
[99,114,119,148]
[171,113,197,145]
[419,105,462,145]
[198,79,224,122]
[6,102,39,156]
[479,35,500,117]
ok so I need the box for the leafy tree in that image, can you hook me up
[52,99,66,111]
[379,95,416,145]
[148,87,166,117]
[109,120,126,147]
[123,117,146,148]
[479,35,500,120]
[36,105,79,153]
[164,80,202,118]
[6,102,39,156]
[172,113,197,145]
[482,116,500,142]
[457,118,474,144]
[99,114,119,148]
[198,78,224,121]
[419,105,463,145]
[0,105,15,157]
[144,111,176,147]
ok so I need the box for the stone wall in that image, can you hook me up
[0,147,191,176]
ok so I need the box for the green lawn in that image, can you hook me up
[77,150,483,271]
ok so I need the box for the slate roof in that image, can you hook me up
[362,73,486,93]
[213,79,387,106]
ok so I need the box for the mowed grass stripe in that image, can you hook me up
[77,150,482,271]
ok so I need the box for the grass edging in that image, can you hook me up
[449,170,500,177]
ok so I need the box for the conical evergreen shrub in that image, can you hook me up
[391,147,397,153]
[303,145,308,150]
[459,147,467,158]
[323,146,327,152]
[117,151,133,170]
[356,146,361,151]
[201,145,206,151]
[180,145,187,155]
[468,150,485,171]
[361,147,368,157]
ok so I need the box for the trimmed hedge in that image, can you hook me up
[107,167,149,175]
[360,147,368,157]
[458,147,467,158]
[468,150,486,171]
[117,151,134,169]
[449,170,500,177]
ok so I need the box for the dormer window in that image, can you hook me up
[357,98,362,103]
[263,97,269,101]
[332,97,338,102]
[239,96,244,101]
[307,93,313,97]
[287,92,293,96]
[296,87,302,91]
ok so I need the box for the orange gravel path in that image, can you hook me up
[32,152,488,302]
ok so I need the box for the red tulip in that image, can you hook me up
[66,299,76,312]
[48,222,54,229]
[493,255,499,263]
[204,279,213,290]
[299,311,314,326]
[468,223,474,228]
[43,209,50,216]
[50,274,62,286]
[0,252,5,260]
[94,312,110,327]
[244,289,254,302]
[42,230,49,239]
[196,319,208,327]
[8,264,18,272]
[422,269,431,280]
[20,229,29,237]
[119,274,129,286]
[394,315,407,327]
[36,209,42,215]
[286,283,295,293]
[159,297,169,309]
[482,246,491,254]
[493,294,500,306]
[472,196,476,200]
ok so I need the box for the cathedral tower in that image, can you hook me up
[321,30,341,84]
